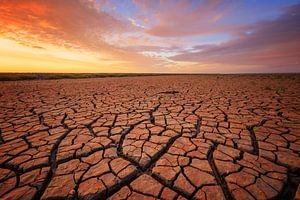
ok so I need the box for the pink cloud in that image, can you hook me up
[170,4,300,72]
[133,0,237,37]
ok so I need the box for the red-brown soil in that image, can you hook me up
[0,75,299,199]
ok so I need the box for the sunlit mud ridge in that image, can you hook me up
[0,75,299,200]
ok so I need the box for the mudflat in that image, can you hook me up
[0,75,299,199]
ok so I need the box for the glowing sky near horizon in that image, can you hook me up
[0,0,299,73]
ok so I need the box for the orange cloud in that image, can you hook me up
[0,0,124,51]
[0,0,163,72]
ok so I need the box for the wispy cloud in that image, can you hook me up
[0,0,164,70]
[0,0,125,51]
[133,0,238,37]
[170,4,300,72]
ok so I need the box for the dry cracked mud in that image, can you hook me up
[0,75,300,200]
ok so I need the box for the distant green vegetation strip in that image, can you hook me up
[0,73,299,81]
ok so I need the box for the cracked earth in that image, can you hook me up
[0,75,300,200]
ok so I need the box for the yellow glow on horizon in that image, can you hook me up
[0,38,137,73]
[0,38,264,74]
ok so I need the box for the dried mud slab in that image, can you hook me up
[0,75,300,199]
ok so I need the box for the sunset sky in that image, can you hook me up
[0,0,299,73]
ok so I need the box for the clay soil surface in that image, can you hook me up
[0,75,300,200]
